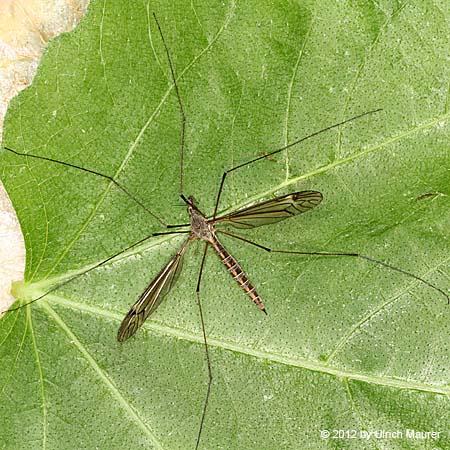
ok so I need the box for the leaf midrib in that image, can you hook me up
[38,292,450,397]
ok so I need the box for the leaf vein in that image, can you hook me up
[43,294,450,397]
[41,302,164,450]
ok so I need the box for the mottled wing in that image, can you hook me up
[117,238,190,342]
[214,191,323,229]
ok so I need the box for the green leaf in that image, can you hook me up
[1,1,449,449]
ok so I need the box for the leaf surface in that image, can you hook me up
[1,1,449,449]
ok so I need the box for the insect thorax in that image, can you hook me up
[189,206,214,242]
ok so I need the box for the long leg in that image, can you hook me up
[2,230,188,314]
[5,14,191,231]
[195,243,213,450]
[151,231,190,237]
[2,146,167,227]
[212,108,382,220]
[218,230,449,303]
[152,13,186,197]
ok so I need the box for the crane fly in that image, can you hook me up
[1,12,449,450]
[117,190,323,341]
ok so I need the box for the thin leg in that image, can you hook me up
[152,14,186,196]
[151,231,190,237]
[195,243,213,450]
[212,108,382,220]
[217,230,271,252]
[180,193,191,205]
[219,230,449,303]
[3,230,186,314]
[167,223,191,229]
[3,146,167,226]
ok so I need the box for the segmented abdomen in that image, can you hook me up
[210,237,266,313]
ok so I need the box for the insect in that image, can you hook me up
[1,12,449,450]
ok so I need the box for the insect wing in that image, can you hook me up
[214,191,323,229]
[117,239,190,341]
